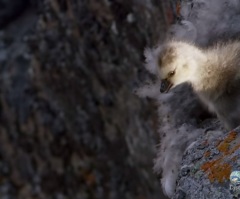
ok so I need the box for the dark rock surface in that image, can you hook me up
[0,0,167,199]
[173,128,240,199]
[0,0,31,29]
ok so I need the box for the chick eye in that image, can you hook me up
[168,71,175,77]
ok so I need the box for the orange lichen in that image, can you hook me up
[201,131,239,183]
[225,131,237,142]
[217,142,230,154]
[204,150,211,157]
[201,159,232,183]
[217,131,237,154]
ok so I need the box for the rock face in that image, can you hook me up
[0,0,30,29]
[0,0,168,199]
[173,128,240,199]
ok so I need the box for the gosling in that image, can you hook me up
[152,40,240,130]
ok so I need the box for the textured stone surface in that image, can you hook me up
[173,128,240,199]
[0,0,31,29]
[0,0,168,199]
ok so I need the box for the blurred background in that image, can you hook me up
[0,0,172,198]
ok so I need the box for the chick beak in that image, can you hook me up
[160,79,173,93]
